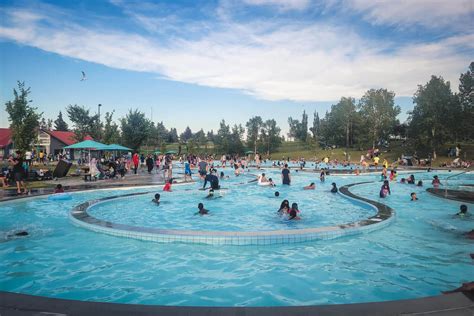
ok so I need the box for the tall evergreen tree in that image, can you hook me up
[102,111,120,144]
[54,111,69,131]
[458,61,474,140]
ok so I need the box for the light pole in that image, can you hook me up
[98,104,102,123]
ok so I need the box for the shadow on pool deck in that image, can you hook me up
[0,291,473,316]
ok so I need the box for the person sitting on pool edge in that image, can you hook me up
[410,192,418,201]
[54,184,64,193]
[195,202,209,216]
[277,200,290,215]
[454,205,469,218]
[288,203,301,220]
[304,182,315,190]
[163,179,173,192]
[152,193,160,205]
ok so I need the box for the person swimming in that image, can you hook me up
[410,192,418,201]
[7,231,29,238]
[274,191,280,197]
[407,174,415,184]
[288,203,301,220]
[454,205,469,218]
[304,182,315,190]
[152,193,161,205]
[331,182,338,193]
[277,200,290,215]
[54,184,64,193]
[195,202,209,216]
[417,180,423,187]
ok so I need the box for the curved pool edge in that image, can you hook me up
[69,181,395,245]
[1,290,472,316]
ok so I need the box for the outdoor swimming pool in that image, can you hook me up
[1,169,472,306]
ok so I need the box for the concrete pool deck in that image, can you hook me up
[1,290,473,316]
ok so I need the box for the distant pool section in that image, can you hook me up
[70,181,394,245]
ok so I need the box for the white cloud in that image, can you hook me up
[341,0,474,28]
[242,0,311,11]
[0,5,472,103]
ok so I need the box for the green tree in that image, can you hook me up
[67,105,100,141]
[358,89,400,148]
[229,124,245,154]
[5,82,41,152]
[54,111,69,131]
[167,128,179,143]
[180,126,193,142]
[102,111,120,144]
[309,111,320,140]
[120,109,151,151]
[215,120,231,153]
[259,119,282,155]
[409,76,458,158]
[288,110,308,142]
[246,116,263,154]
[458,61,474,140]
[301,110,308,142]
[193,129,207,150]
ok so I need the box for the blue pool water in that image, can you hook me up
[0,169,472,306]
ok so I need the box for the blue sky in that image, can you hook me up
[1,0,473,135]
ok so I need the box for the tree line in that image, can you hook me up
[4,61,472,157]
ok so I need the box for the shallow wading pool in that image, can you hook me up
[1,169,472,306]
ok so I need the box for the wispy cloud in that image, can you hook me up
[242,0,311,11]
[340,0,474,29]
[0,1,472,102]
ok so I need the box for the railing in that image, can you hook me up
[444,170,469,197]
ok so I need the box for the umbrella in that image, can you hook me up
[105,144,132,151]
[64,140,108,150]
[154,151,162,154]
[245,150,254,155]
[64,140,108,163]
[165,150,177,155]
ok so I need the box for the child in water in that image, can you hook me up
[454,205,469,218]
[432,175,441,188]
[277,200,290,215]
[152,193,160,205]
[304,182,315,190]
[331,182,338,193]
[195,202,209,216]
[379,180,391,198]
[410,192,418,201]
[54,184,64,193]
[288,203,301,220]
[163,179,173,192]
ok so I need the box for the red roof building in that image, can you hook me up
[0,128,13,159]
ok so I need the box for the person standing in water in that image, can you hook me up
[281,164,291,185]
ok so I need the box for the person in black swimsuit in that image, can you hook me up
[281,164,291,185]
